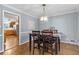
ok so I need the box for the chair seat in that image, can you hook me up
[34,39,43,43]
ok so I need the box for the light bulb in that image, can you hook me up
[44,16,48,21]
[40,16,48,21]
[40,17,44,21]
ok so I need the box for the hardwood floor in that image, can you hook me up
[0,42,79,55]
[5,36,18,50]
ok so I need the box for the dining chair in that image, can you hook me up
[41,31,57,54]
[53,30,60,51]
[32,31,43,54]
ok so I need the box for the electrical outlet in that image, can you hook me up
[71,40,75,42]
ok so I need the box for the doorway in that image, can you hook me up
[3,10,20,50]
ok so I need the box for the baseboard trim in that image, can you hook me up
[0,50,4,53]
[61,41,79,46]
[19,40,29,45]
[19,38,33,45]
[19,40,79,47]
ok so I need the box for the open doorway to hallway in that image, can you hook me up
[3,10,20,50]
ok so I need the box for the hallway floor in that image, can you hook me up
[5,36,18,50]
[0,42,79,55]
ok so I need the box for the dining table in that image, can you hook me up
[29,32,60,54]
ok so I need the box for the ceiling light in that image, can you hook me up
[40,4,48,21]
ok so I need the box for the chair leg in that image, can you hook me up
[33,42,35,55]
[55,41,58,55]
[42,42,45,55]
[50,44,53,55]
[38,43,41,54]
[57,37,60,51]
[45,44,48,52]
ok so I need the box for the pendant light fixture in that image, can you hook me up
[40,4,48,21]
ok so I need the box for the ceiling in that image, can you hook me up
[6,4,79,18]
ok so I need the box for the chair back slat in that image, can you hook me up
[41,31,53,36]
[32,31,40,36]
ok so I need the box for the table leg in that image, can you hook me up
[42,38,45,55]
[29,34,31,54]
[55,39,58,55]
[58,37,60,51]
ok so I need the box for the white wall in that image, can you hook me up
[39,12,78,43]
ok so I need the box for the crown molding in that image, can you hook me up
[1,4,79,18]
[1,4,37,18]
[49,8,79,18]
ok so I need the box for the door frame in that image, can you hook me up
[2,10,21,51]
[0,10,4,52]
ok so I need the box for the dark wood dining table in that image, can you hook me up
[29,33,60,54]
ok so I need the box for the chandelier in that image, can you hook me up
[40,4,48,21]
